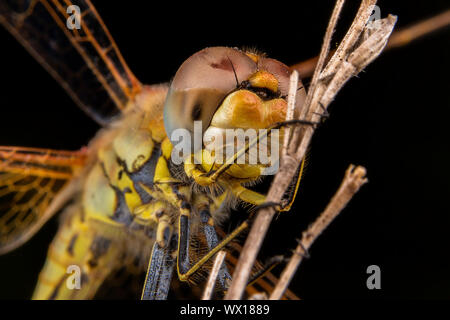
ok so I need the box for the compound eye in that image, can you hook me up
[258,58,306,117]
[164,47,257,150]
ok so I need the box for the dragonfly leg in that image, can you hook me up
[135,200,178,300]
[141,234,177,300]
[186,121,312,186]
[133,200,174,248]
[177,212,249,282]
[199,207,232,289]
[229,157,306,212]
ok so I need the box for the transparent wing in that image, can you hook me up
[217,228,299,300]
[0,0,142,125]
[0,146,87,254]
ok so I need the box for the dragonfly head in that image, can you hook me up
[163,47,305,179]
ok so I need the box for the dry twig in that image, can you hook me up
[291,9,450,78]
[269,165,368,300]
[202,250,227,300]
[282,70,299,156]
[225,0,396,300]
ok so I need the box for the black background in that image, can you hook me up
[0,0,449,299]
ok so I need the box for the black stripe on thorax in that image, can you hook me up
[110,184,134,226]
[116,145,161,204]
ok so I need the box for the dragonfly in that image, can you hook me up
[0,0,310,299]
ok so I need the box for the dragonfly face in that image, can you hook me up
[164,46,306,181]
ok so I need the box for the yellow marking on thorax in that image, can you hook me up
[83,163,119,225]
[113,126,154,172]
[161,137,173,160]
[84,127,158,224]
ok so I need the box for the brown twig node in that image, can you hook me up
[269,165,368,300]
[225,0,396,300]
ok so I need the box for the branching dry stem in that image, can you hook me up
[225,0,396,300]
[269,165,368,300]
[291,9,450,78]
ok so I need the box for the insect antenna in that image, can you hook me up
[226,56,240,87]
